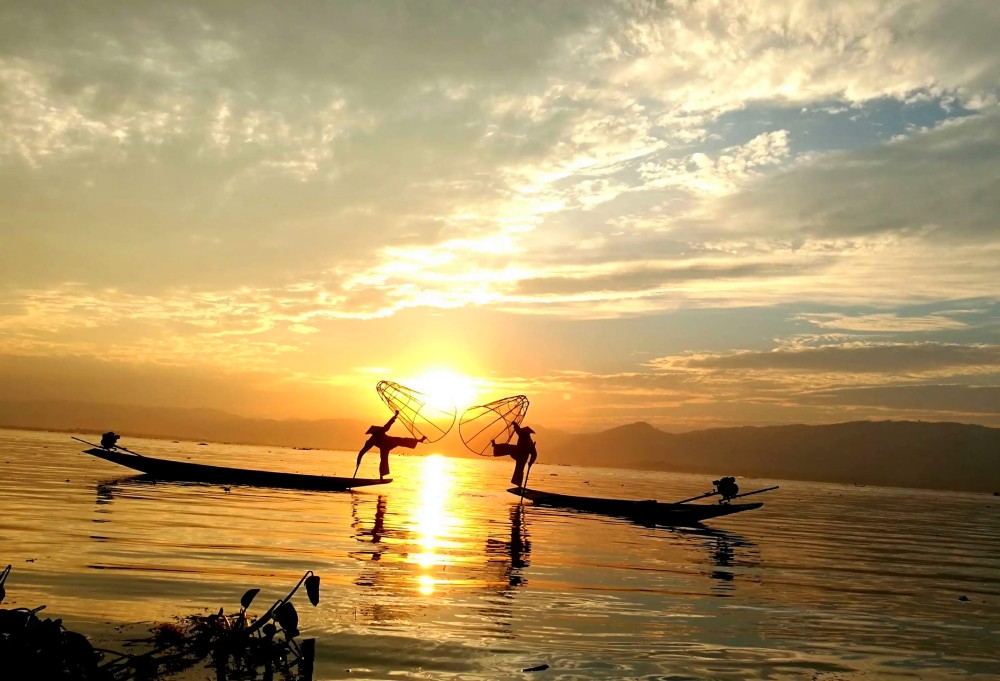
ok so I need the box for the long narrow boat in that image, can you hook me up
[82,445,390,492]
[509,487,764,525]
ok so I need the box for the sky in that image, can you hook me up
[1,1,998,432]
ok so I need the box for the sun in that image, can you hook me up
[406,368,479,412]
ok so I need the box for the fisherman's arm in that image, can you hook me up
[383,411,399,429]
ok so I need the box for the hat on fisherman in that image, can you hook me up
[520,426,535,434]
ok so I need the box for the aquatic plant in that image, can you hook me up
[0,564,321,681]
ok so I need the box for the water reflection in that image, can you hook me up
[95,475,214,502]
[675,526,761,594]
[348,455,470,601]
[476,504,532,639]
[410,454,453,595]
[10,429,1000,679]
[349,494,389,573]
[484,504,531,595]
[710,533,735,585]
[95,476,149,503]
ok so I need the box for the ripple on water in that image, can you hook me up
[1,428,998,679]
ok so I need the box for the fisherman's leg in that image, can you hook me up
[379,451,390,478]
[511,456,527,487]
[387,436,421,450]
[494,443,517,458]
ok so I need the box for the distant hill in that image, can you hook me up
[2,400,997,492]
[545,420,1000,493]
[0,399,368,450]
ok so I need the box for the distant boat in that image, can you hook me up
[77,440,389,492]
[510,487,771,525]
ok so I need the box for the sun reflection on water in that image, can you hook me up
[410,454,457,595]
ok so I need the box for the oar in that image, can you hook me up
[519,461,533,505]
[728,485,779,500]
[352,462,360,480]
[669,490,719,505]
[667,485,779,505]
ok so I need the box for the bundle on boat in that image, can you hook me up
[0,564,321,681]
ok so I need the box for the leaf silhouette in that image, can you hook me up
[240,588,260,610]
[274,601,299,634]
[305,575,321,606]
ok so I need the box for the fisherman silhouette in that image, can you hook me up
[356,410,426,479]
[492,422,537,488]
[100,432,120,449]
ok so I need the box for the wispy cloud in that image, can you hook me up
[801,384,1000,416]
[796,313,969,333]
[652,342,1000,376]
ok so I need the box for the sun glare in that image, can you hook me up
[411,454,454,596]
[407,368,479,411]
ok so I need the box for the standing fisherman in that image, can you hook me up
[492,422,537,488]
[356,411,426,480]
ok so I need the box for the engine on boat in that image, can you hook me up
[713,476,739,502]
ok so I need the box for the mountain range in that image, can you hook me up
[2,399,997,493]
[544,420,1000,493]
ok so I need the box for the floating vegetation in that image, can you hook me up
[1,564,320,681]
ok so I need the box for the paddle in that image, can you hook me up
[669,490,720,505]
[519,461,533,505]
[669,485,780,505]
[728,485,779,500]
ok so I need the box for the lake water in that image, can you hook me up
[1,427,998,679]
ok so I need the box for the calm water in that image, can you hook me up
[1,428,998,680]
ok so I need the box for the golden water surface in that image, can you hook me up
[1,428,998,679]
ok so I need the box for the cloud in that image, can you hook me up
[469,363,1000,431]
[796,313,968,333]
[2,1,999,311]
[637,130,791,196]
[603,1,1000,111]
[652,342,1000,377]
[701,111,1000,240]
[801,384,1000,415]
[513,260,805,297]
[1,1,999,432]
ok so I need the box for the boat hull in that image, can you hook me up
[85,448,390,491]
[509,487,762,525]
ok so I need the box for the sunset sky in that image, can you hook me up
[1,1,998,431]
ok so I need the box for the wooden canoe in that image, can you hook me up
[509,487,763,525]
[84,447,390,492]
